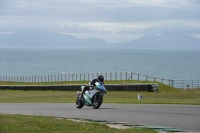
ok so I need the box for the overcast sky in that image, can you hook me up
[0,0,200,43]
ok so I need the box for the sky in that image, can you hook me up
[0,0,200,43]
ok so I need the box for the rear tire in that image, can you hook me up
[93,94,103,109]
[75,97,84,109]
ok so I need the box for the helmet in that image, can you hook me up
[97,75,104,82]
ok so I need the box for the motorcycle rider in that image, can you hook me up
[80,75,104,100]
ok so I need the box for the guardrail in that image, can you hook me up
[0,84,159,92]
[0,72,199,89]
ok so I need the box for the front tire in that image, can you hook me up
[75,97,84,109]
[93,94,103,109]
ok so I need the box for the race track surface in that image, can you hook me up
[0,103,200,132]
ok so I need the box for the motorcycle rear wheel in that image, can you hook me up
[93,94,103,109]
[75,97,84,109]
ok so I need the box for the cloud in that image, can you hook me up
[55,19,200,42]
[0,0,200,42]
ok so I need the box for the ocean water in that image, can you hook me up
[0,47,200,80]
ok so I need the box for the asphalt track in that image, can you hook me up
[0,103,200,132]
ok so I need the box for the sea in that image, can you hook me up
[0,47,200,80]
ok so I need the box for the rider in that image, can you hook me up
[80,75,104,99]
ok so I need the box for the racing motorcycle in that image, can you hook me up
[76,82,106,109]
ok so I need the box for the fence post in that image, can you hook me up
[130,72,132,80]
[192,80,193,89]
[169,79,171,86]
[138,73,140,81]
[126,72,127,80]
[146,76,148,81]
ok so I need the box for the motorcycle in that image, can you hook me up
[76,82,106,109]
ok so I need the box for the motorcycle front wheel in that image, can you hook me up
[93,93,103,109]
[75,97,84,109]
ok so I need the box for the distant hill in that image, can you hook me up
[0,31,200,49]
[0,31,109,48]
[115,34,200,49]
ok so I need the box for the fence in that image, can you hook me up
[0,72,199,89]
[170,80,200,89]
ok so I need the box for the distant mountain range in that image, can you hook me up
[114,34,200,49]
[0,31,200,49]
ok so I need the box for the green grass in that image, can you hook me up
[0,82,200,105]
[0,80,200,104]
[0,81,199,133]
[0,114,157,133]
[1,90,199,104]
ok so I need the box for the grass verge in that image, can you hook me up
[0,80,200,104]
[0,89,200,104]
[0,114,157,133]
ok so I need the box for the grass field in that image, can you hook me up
[0,80,200,104]
[0,81,199,133]
[0,114,157,133]
[0,90,200,104]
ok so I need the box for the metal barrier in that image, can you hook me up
[0,84,159,92]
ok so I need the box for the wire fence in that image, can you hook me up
[0,72,200,89]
